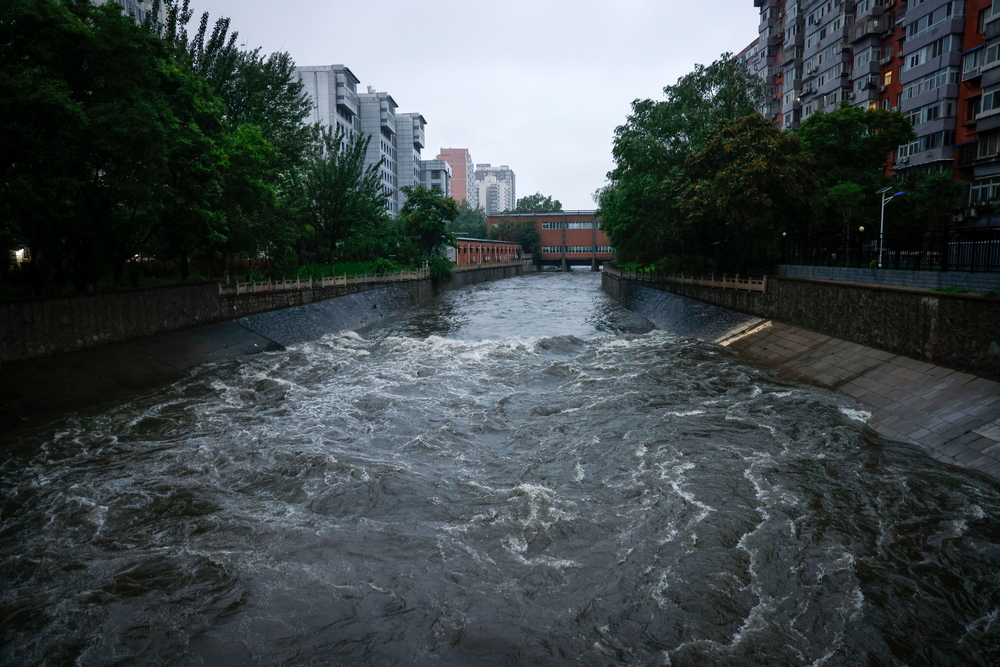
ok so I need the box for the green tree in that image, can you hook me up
[306,127,387,264]
[399,186,458,257]
[678,115,816,274]
[512,192,562,213]
[448,200,488,239]
[894,171,964,232]
[488,218,541,262]
[598,53,764,264]
[795,106,914,188]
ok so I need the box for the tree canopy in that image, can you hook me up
[0,0,398,296]
[511,193,562,213]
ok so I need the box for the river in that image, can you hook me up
[2,271,998,666]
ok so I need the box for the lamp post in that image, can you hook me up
[877,187,906,268]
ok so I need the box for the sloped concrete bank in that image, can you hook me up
[0,265,523,429]
[603,271,1000,481]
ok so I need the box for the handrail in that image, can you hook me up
[606,264,767,292]
[219,267,432,296]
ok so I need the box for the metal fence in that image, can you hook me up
[780,228,1000,273]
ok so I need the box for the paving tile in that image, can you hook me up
[955,448,986,464]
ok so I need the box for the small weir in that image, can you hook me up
[2,272,998,665]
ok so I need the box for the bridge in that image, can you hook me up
[487,211,614,270]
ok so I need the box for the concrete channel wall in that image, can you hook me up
[0,263,524,365]
[602,270,1000,481]
[0,263,525,426]
[603,269,1000,380]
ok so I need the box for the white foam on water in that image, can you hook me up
[839,407,872,423]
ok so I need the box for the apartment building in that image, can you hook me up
[474,164,517,215]
[297,66,440,215]
[420,160,452,196]
[750,0,1000,227]
[91,0,166,24]
[437,148,477,206]
[396,112,427,208]
[297,65,362,145]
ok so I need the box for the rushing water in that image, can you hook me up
[2,272,999,666]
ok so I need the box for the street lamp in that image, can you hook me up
[877,187,906,268]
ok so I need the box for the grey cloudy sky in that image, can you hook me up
[187,0,760,210]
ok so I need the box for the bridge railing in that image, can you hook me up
[606,264,766,292]
[220,267,431,295]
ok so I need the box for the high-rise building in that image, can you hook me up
[359,88,400,215]
[437,148,477,207]
[92,0,166,24]
[396,113,427,209]
[474,164,516,215]
[748,0,1000,228]
[296,65,362,144]
[297,67,437,216]
[420,160,452,196]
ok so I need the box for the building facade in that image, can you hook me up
[297,65,362,144]
[420,159,452,195]
[448,238,521,266]
[475,164,517,215]
[92,0,166,24]
[297,66,438,216]
[395,112,427,209]
[487,212,614,270]
[749,0,1000,228]
[437,148,477,206]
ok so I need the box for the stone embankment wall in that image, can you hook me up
[603,270,1000,380]
[0,264,523,365]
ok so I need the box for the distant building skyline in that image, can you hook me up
[437,148,477,207]
[475,164,516,215]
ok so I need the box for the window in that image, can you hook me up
[901,67,959,100]
[907,2,964,40]
[969,174,1000,202]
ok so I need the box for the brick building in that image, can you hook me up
[448,238,521,267]
[487,212,614,270]
[748,0,1000,228]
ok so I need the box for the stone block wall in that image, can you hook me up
[604,272,1000,380]
[1,264,522,365]
[0,282,222,363]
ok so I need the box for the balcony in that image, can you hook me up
[852,15,890,42]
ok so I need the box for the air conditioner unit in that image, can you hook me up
[879,85,887,92]
[891,106,899,112]
[848,92,856,100]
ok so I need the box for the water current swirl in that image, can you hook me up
[2,272,999,666]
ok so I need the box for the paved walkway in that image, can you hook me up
[720,321,1000,481]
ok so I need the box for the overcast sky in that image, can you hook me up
[186,0,760,210]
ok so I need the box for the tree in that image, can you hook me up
[399,186,458,256]
[677,115,816,274]
[512,192,562,213]
[598,53,765,264]
[306,127,387,264]
[489,217,541,262]
[448,200,488,239]
[795,106,914,188]
[894,171,964,232]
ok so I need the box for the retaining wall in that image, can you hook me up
[603,270,1000,380]
[0,264,523,365]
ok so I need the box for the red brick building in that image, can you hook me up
[449,238,521,267]
[487,211,614,270]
